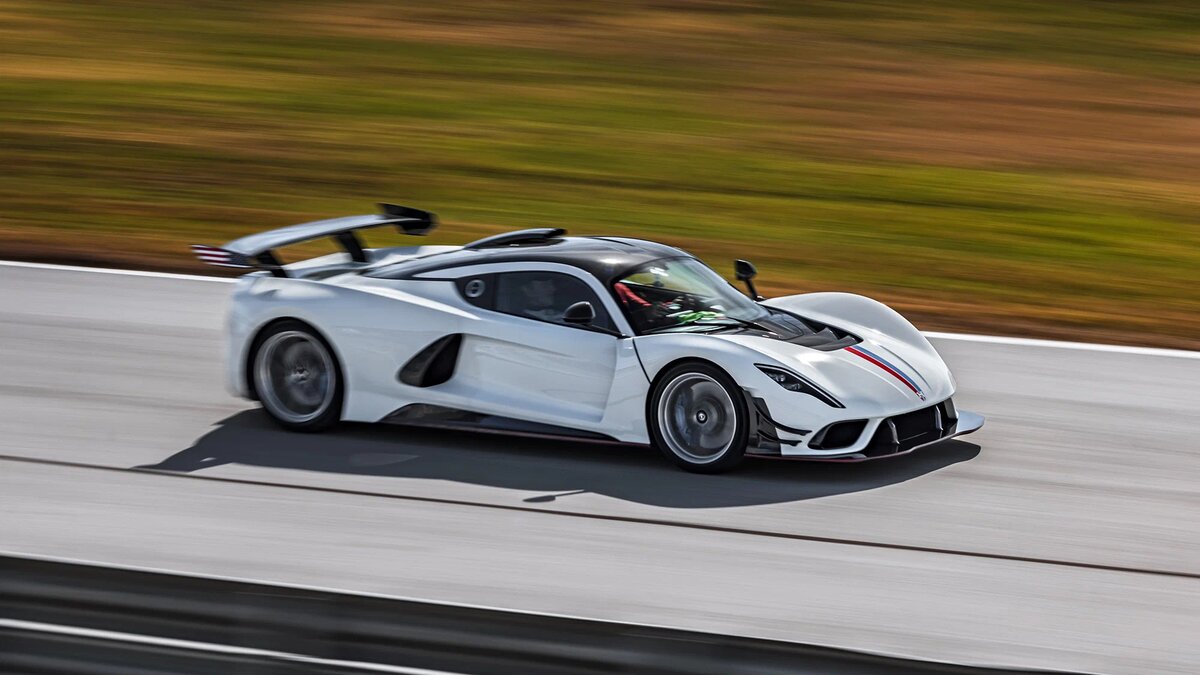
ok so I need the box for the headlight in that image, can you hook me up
[756,365,844,408]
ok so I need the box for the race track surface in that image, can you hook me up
[2,263,1198,674]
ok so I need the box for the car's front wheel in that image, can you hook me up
[648,362,749,473]
[251,320,343,432]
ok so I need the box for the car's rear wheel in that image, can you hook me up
[649,362,748,473]
[252,320,342,432]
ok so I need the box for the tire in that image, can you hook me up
[250,320,343,432]
[648,361,749,473]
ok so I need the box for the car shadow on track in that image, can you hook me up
[139,410,981,509]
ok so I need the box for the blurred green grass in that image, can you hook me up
[2,1,1198,347]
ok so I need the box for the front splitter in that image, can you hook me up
[751,410,985,462]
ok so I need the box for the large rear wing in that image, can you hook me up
[192,203,437,276]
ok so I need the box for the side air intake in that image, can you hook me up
[398,334,462,387]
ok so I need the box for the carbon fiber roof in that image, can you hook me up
[365,235,689,284]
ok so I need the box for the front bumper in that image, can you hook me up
[746,396,984,461]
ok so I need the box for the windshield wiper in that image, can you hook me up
[691,316,776,333]
[643,322,732,335]
[643,316,774,335]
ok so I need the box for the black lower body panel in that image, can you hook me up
[382,404,622,444]
[751,399,983,462]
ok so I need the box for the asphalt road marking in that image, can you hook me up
[2,453,1195,581]
[0,619,461,675]
[0,259,236,283]
[922,331,1199,359]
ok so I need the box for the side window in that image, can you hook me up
[456,273,496,310]
[493,272,616,332]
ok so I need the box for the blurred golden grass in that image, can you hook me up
[1,1,1198,347]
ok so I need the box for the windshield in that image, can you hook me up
[612,258,769,335]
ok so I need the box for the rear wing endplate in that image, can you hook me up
[192,203,436,276]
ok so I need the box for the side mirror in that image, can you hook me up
[734,259,762,300]
[735,259,757,281]
[563,300,596,325]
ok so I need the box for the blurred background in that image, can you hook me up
[1,1,1197,348]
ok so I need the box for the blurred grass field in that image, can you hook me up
[2,1,1198,347]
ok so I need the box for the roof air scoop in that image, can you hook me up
[463,228,566,250]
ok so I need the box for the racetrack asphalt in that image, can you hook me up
[1,263,1197,674]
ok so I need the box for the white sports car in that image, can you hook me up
[195,203,983,473]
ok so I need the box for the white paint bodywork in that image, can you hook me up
[224,247,974,456]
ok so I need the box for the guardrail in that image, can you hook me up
[0,553,1064,674]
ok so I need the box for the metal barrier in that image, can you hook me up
[0,553,1061,674]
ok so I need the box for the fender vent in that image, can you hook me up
[398,334,462,387]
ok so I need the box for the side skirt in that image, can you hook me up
[381,403,627,445]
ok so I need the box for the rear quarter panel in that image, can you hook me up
[227,273,475,422]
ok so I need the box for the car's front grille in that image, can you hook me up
[863,399,956,456]
[892,405,940,444]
